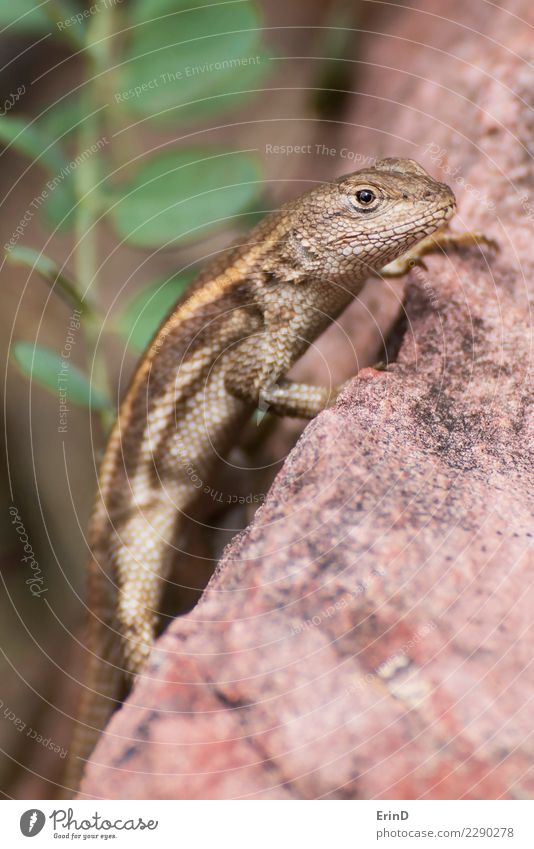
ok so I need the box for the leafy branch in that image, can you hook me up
[4,0,270,433]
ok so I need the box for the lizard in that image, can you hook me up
[64,157,490,795]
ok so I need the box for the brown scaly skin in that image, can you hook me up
[64,158,489,795]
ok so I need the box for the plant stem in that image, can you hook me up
[74,8,117,433]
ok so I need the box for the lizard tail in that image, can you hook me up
[61,560,124,799]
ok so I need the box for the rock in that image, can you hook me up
[80,0,534,799]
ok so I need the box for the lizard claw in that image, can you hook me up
[410,256,428,271]
[470,232,499,252]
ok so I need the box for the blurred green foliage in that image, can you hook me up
[12,341,111,410]
[108,147,262,248]
[3,0,270,427]
[114,269,194,352]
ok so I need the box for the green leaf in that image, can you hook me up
[0,117,66,173]
[116,271,194,351]
[0,2,49,32]
[5,246,91,314]
[130,0,228,21]
[36,94,84,143]
[12,342,110,410]
[39,175,78,231]
[0,117,97,232]
[119,0,269,122]
[108,147,261,248]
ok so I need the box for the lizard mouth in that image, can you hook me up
[418,201,456,234]
[442,201,456,221]
[331,200,457,246]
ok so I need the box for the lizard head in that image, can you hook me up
[285,158,456,280]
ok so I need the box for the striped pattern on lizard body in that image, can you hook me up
[65,158,458,795]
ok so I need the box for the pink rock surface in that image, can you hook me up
[81,0,534,799]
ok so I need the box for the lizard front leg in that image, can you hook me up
[225,324,346,419]
[226,368,340,418]
[380,228,498,277]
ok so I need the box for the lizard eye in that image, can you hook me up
[350,187,379,212]
[355,188,376,205]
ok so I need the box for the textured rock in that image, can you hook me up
[81,0,534,799]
